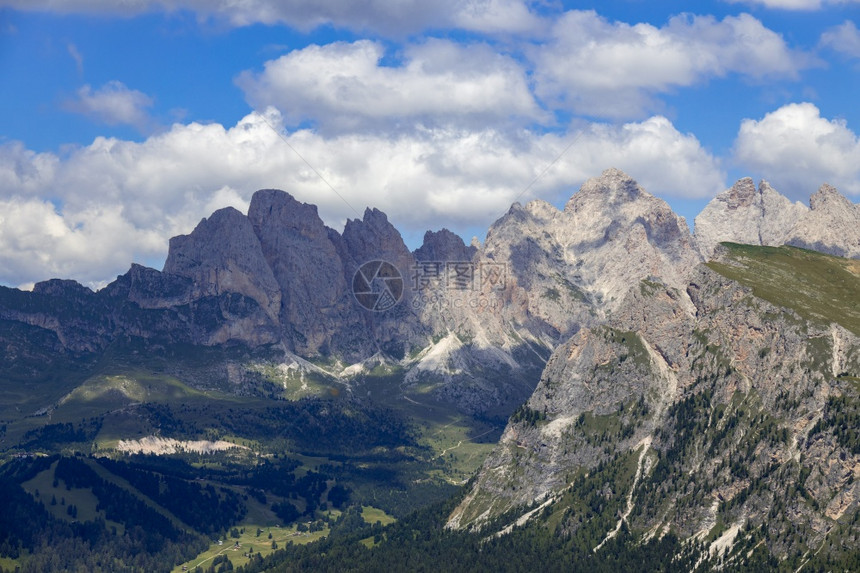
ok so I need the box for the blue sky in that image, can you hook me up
[0,0,859,288]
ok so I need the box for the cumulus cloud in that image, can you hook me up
[0,110,723,288]
[450,0,545,35]
[733,102,860,199]
[531,11,813,118]
[0,0,544,36]
[0,142,59,195]
[0,198,164,288]
[64,81,155,131]
[561,117,727,199]
[236,39,546,133]
[821,21,860,58]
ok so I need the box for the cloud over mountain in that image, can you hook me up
[734,103,860,199]
[0,110,724,288]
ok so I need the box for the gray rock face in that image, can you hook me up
[694,178,807,260]
[562,168,700,301]
[414,228,477,262]
[343,208,414,271]
[482,168,700,337]
[786,184,860,258]
[247,189,359,356]
[31,279,94,299]
[164,206,281,321]
[695,179,860,260]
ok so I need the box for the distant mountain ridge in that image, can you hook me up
[1,168,858,417]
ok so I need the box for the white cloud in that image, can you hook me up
[236,39,546,133]
[821,20,860,58]
[726,0,860,10]
[531,11,813,118]
[64,81,155,131]
[451,0,545,35]
[565,117,727,199]
[0,197,163,288]
[0,142,58,195]
[0,0,544,35]
[733,102,860,199]
[0,110,723,288]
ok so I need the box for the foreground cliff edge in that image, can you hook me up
[1,168,859,570]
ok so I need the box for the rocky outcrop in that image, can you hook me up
[695,179,860,260]
[694,178,807,260]
[247,189,361,355]
[342,207,415,274]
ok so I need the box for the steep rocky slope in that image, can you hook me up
[449,244,860,567]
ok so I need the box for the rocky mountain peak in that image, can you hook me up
[414,228,476,262]
[787,184,860,258]
[342,207,413,272]
[31,278,93,298]
[361,206,390,227]
[723,177,758,209]
[163,205,281,320]
[561,168,696,258]
[479,169,699,342]
[694,178,808,260]
[564,167,643,213]
[246,189,355,354]
[248,189,329,241]
[758,180,780,198]
[809,183,851,211]
[524,199,560,223]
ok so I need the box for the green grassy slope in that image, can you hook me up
[707,243,860,335]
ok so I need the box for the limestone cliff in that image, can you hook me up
[695,179,860,260]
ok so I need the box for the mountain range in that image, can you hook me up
[1,168,859,571]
